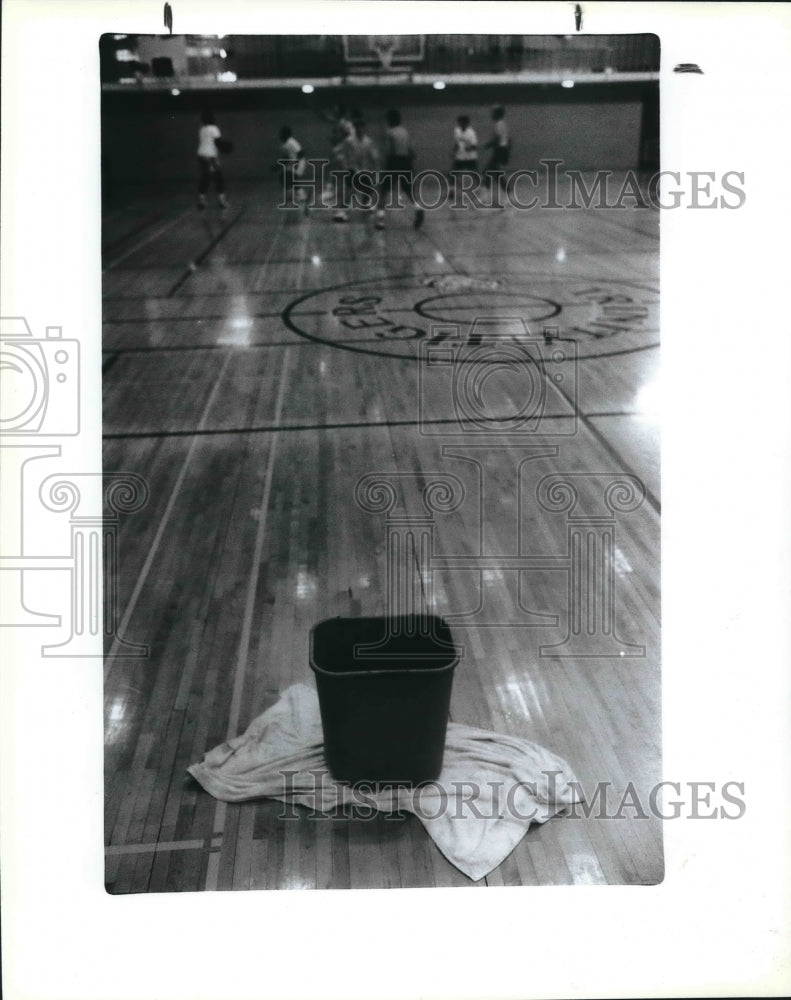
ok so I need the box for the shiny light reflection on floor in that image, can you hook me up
[495,680,531,721]
[417,567,449,609]
[106,698,129,746]
[217,315,253,346]
[613,546,633,578]
[555,248,566,262]
[425,583,450,609]
[564,853,607,885]
[296,569,317,600]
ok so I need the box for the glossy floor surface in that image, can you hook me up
[103,174,661,891]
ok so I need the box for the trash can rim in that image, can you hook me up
[309,658,458,678]
[309,614,459,677]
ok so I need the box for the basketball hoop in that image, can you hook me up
[370,35,397,72]
[343,35,423,75]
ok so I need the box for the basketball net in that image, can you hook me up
[371,35,396,71]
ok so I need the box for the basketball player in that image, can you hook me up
[375,109,424,230]
[483,105,510,202]
[451,114,479,196]
[453,115,479,171]
[196,110,229,210]
[278,125,308,211]
[333,118,380,223]
[312,104,356,207]
[324,103,355,152]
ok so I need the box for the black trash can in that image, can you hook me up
[309,615,459,785]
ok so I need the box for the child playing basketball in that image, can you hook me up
[452,115,479,174]
[278,125,308,211]
[483,105,510,202]
[375,109,424,230]
[196,110,229,210]
[333,118,380,222]
[328,104,355,153]
[451,114,479,200]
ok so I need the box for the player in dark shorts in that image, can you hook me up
[483,105,510,202]
[375,109,424,230]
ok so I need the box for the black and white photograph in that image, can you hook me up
[2,2,790,999]
[100,30,662,892]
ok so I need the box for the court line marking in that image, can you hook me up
[202,222,308,893]
[540,354,662,516]
[102,411,592,440]
[104,311,289,324]
[102,207,175,256]
[167,206,248,297]
[102,353,120,376]
[102,258,661,302]
[224,343,291,744]
[103,289,298,301]
[279,271,659,361]
[106,839,205,856]
[103,347,236,673]
[100,338,661,358]
[419,225,659,519]
[102,214,167,256]
[107,300,660,322]
[202,374,293,893]
[105,221,292,879]
[104,284,659,302]
[103,207,194,272]
[577,412,661,515]
[109,243,659,268]
[105,216,289,672]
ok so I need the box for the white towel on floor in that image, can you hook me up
[188,683,581,882]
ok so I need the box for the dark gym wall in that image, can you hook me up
[101,83,657,184]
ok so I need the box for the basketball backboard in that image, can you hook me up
[342,35,425,74]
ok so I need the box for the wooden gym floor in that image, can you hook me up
[103,172,661,891]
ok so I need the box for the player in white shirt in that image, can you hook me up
[278,126,308,211]
[453,115,479,172]
[196,110,229,210]
[451,114,479,198]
